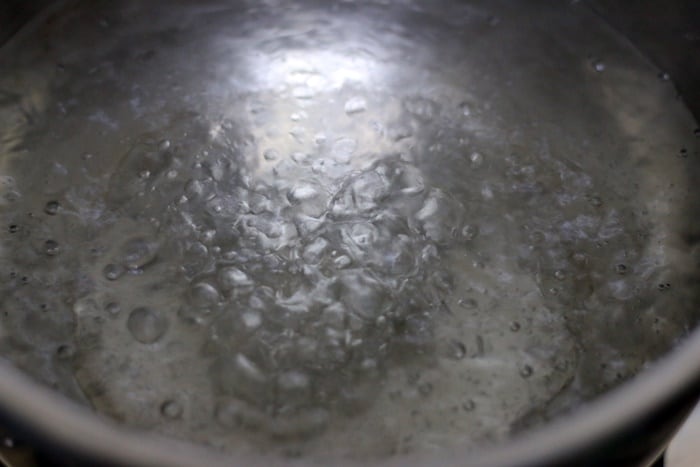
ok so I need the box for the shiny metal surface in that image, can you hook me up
[0,334,698,466]
[0,1,698,466]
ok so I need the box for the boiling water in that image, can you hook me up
[0,0,699,461]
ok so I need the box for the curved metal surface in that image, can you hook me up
[0,1,698,466]
[587,0,700,123]
[0,326,698,467]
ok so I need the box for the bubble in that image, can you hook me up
[418,382,433,396]
[588,195,603,207]
[158,139,171,151]
[458,298,478,309]
[278,370,310,392]
[287,184,319,203]
[248,193,272,214]
[319,303,345,330]
[105,302,121,315]
[331,138,357,164]
[445,340,466,360]
[216,353,269,403]
[189,282,220,307]
[657,283,671,291]
[44,240,61,256]
[592,60,606,72]
[469,152,484,167]
[206,200,224,215]
[530,231,545,244]
[184,179,216,201]
[658,71,671,81]
[462,400,476,412]
[218,267,253,291]
[127,307,168,344]
[333,255,352,268]
[395,165,425,195]
[160,399,182,419]
[405,96,438,121]
[462,224,479,241]
[8,224,18,234]
[337,270,388,321]
[416,189,463,244]
[241,310,262,330]
[615,263,628,275]
[509,321,521,332]
[571,252,588,265]
[344,96,367,115]
[336,172,389,216]
[289,126,305,143]
[389,125,413,141]
[118,236,159,270]
[360,358,378,371]
[302,237,329,264]
[554,269,566,281]
[519,364,533,378]
[198,230,217,245]
[103,263,125,281]
[263,149,279,161]
[44,201,60,215]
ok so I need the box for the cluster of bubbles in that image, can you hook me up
[92,117,472,434]
[0,78,698,459]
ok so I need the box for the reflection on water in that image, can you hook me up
[0,0,699,461]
